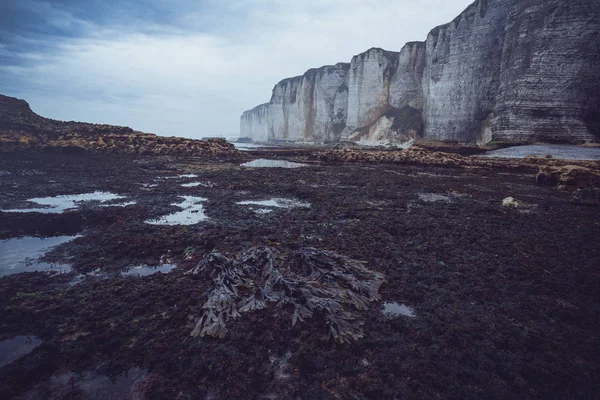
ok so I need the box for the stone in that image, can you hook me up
[502,197,519,207]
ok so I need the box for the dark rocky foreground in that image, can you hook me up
[0,149,599,399]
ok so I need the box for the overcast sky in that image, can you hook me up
[0,0,471,139]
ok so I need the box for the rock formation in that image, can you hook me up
[0,94,238,156]
[241,0,600,145]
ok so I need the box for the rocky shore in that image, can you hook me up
[1,147,599,398]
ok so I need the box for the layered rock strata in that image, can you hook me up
[241,0,600,144]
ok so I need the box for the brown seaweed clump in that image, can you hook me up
[188,246,385,343]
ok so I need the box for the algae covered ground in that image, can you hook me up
[0,150,599,399]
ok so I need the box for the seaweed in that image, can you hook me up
[188,247,385,343]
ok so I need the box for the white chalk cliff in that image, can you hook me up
[241,0,600,144]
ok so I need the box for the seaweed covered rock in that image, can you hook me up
[535,165,600,189]
[188,246,385,343]
[315,146,470,168]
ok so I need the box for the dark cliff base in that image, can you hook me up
[0,151,599,399]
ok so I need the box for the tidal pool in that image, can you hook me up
[0,336,42,367]
[145,196,207,225]
[233,143,275,151]
[160,174,199,179]
[0,236,78,276]
[0,191,128,213]
[482,144,600,160]
[100,201,137,208]
[253,208,274,214]
[122,264,176,277]
[67,268,109,286]
[382,302,416,318]
[418,193,453,203]
[241,159,309,168]
[237,198,310,209]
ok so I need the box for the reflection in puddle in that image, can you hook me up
[0,236,79,276]
[145,196,208,225]
[1,192,128,213]
[241,159,309,168]
[0,336,42,367]
[237,198,310,209]
[382,302,415,318]
[418,193,452,203]
[122,264,176,277]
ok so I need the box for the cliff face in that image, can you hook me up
[0,94,238,156]
[492,0,600,143]
[240,103,269,141]
[269,63,350,142]
[422,0,510,143]
[241,0,600,145]
[344,48,399,133]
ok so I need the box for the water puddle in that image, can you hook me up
[181,181,216,188]
[254,208,274,214]
[418,193,452,203]
[382,302,415,318]
[100,201,137,208]
[482,144,600,160]
[1,192,128,213]
[241,159,309,168]
[0,336,42,367]
[233,142,275,151]
[160,174,198,179]
[0,236,79,276]
[122,264,176,277]
[237,198,310,210]
[68,269,109,286]
[145,196,208,225]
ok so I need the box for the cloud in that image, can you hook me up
[0,0,472,139]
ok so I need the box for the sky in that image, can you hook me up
[0,0,472,139]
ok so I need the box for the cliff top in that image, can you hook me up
[241,102,271,116]
[427,0,489,38]
[274,62,351,87]
[354,47,400,59]
[272,46,401,89]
